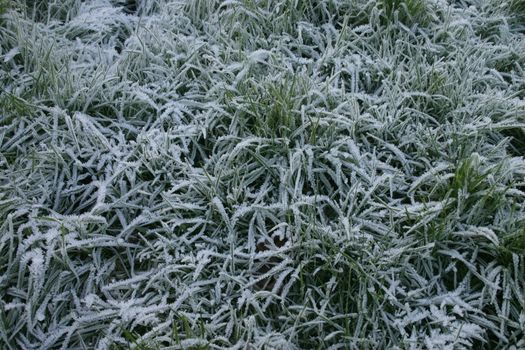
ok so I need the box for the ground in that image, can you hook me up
[1,0,525,349]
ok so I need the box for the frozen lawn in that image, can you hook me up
[1,0,525,349]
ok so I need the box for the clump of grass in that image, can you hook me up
[0,93,33,125]
[0,0,11,15]
[378,0,431,26]
[23,0,81,23]
[509,0,525,18]
[236,75,310,138]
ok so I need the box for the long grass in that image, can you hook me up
[1,0,525,349]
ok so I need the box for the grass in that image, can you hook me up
[0,0,11,15]
[509,0,525,20]
[1,0,525,349]
[378,0,431,26]
[228,74,310,138]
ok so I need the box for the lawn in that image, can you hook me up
[1,0,525,349]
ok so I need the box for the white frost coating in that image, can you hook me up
[1,0,525,348]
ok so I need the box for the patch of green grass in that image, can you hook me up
[0,92,34,125]
[24,0,80,23]
[230,75,310,139]
[509,0,525,18]
[498,229,525,264]
[378,0,431,26]
[110,326,159,350]
[0,0,12,15]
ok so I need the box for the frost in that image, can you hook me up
[1,0,525,348]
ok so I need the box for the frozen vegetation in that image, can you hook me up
[1,0,525,348]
